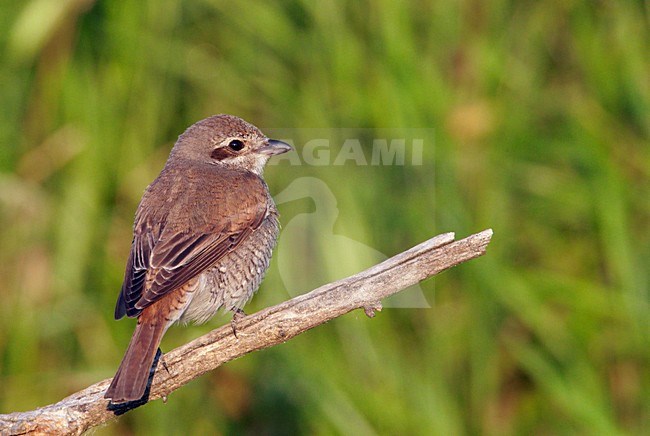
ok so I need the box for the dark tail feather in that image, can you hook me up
[105,318,166,403]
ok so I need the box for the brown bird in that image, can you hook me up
[104,114,291,404]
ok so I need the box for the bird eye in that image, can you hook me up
[228,140,245,151]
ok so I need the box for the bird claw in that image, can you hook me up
[231,308,246,338]
[363,301,383,318]
[160,352,171,375]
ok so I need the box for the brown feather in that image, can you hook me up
[104,305,167,402]
[116,164,268,318]
[107,114,291,404]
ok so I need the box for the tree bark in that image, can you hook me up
[0,229,493,435]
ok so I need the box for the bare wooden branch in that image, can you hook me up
[0,229,493,435]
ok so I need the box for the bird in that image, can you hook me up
[274,177,430,308]
[104,114,291,404]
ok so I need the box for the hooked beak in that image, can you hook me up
[258,139,293,156]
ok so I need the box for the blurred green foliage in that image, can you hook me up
[0,0,648,434]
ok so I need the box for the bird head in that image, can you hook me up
[171,114,292,175]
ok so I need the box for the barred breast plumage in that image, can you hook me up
[179,202,280,324]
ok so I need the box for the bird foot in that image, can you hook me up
[160,352,171,375]
[231,308,246,338]
[363,301,383,318]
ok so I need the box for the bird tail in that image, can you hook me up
[105,314,166,403]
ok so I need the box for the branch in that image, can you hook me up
[0,229,493,435]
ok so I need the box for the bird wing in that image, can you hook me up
[115,172,269,319]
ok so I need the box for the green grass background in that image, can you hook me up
[1,1,648,434]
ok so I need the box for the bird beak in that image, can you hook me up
[258,139,293,156]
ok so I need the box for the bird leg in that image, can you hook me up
[230,308,246,338]
[160,352,171,375]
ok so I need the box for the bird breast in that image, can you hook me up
[178,207,280,324]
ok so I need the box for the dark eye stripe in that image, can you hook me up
[211,147,233,161]
[211,139,246,161]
